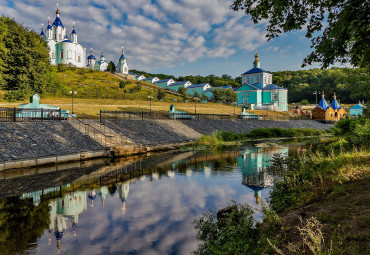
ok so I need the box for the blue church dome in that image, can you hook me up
[87,55,96,60]
[47,24,52,29]
[53,17,64,28]
[40,30,45,36]
[71,29,76,34]
[119,53,126,60]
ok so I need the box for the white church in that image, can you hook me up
[41,4,129,74]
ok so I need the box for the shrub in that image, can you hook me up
[119,80,128,89]
[129,84,142,93]
[5,90,27,102]
[193,201,268,255]
[156,89,166,100]
[300,99,309,105]
[57,63,66,72]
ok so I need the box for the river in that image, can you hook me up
[0,142,301,255]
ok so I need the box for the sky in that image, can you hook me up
[1,0,325,77]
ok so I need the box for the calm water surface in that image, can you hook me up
[0,143,298,255]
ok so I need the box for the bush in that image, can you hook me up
[129,84,142,93]
[4,90,27,102]
[57,63,66,72]
[156,89,166,100]
[119,80,128,89]
[193,201,268,255]
[300,99,309,105]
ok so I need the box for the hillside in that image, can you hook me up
[0,67,290,117]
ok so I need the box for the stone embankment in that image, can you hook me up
[104,119,333,146]
[0,119,332,169]
[0,122,104,163]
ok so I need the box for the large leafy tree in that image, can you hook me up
[231,0,370,68]
[1,16,51,99]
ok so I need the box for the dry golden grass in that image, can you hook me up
[0,97,287,117]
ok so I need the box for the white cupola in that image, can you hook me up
[70,22,78,43]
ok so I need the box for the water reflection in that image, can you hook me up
[0,143,295,255]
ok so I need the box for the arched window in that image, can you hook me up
[124,67,127,72]
[52,52,55,59]
[61,51,64,59]
[78,56,81,62]
[59,34,62,41]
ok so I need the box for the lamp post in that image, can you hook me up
[192,89,197,114]
[69,91,77,114]
[313,91,321,105]
[148,95,153,115]
[233,101,237,115]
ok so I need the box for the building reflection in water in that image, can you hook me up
[240,146,288,204]
[48,191,87,251]
[118,181,130,217]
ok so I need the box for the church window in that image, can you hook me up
[124,67,127,72]
[272,93,278,101]
[255,75,259,84]
[247,92,250,97]
[78,56,81,62]
[52,52,55,59]
[61,51,64,59]
[59,34,62,41]
[246,77,250,84]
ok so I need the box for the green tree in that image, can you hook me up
[225,88,237,103]
[119,80,128,89]
[107,61,116,73]
[156,89,166,100]
[212,88,226,102]
[231,0,370,68]
[201,93,208,101]
[178,87,188,100]
[193,91,201,98]
[1,16,54,99]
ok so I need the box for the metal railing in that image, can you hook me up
[0,107,62,122]
[100,110,310,121]
[69,114,127,146]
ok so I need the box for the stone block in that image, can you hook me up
[36,157,57,166]
[56,154,81,163]
[4,159,37,170]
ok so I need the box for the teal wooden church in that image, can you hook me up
[236,54,288,111]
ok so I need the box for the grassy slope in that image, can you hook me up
[0,68,289,117]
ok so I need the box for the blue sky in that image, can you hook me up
[1,0,328,77]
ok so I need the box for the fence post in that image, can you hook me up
[59,109,62,121]
[13,107,16,122]
[142,111,144,120]
[100,110,102,123]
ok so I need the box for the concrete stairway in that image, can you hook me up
[67,115,137,147]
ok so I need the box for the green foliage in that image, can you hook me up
[119,80,128,89]
[193,201,268,255]
[193,90,200,98]
[300,99,309,105]
[156,89,166,100]
[107,61,116,73]
[0,16,58,97]
[201,93,208,100]
[212,88,237,103]
[129,83,142,93]
[333,117,370,147]
[57,63,67,72]
[265,148,369,213]
[178,87,188,100]
[231,0,369,69]
[4,89,26,102]
[247,128,323,139]
[273,68,369,103]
